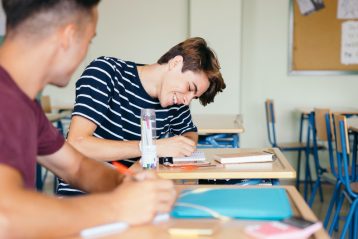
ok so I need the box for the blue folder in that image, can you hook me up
[171,188,292,220]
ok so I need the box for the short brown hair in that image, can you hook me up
[3,0,100,36]
[157,37,226,106]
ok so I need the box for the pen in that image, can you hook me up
[262,150,277,160]
[80,222,128,238]
[112,161,135,176]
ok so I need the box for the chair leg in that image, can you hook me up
[340,198,358,239]
[329,193,345,236]
[296,149,302,190]
[312,150,324,203]
[324,181,341,229]
[308,178,320,207]
[304,152,313,201]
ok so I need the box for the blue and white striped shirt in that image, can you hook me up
[57,56,197,196]
[74,56,197,141]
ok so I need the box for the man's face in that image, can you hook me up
[158,56,210,108]
[50,7,98,87]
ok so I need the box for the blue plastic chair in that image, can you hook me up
[327,114,357,239]
[265,100,312,191]
[307,109,335,207]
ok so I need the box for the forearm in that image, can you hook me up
[182,131,198,144]
[0,189,118,238]
[68,136,141,162]
[39,143,123,193]
[66,157,123,193]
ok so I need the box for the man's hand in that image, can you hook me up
[156,136,196,157]
[112,171,176,225]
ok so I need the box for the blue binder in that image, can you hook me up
[171,188,292,220]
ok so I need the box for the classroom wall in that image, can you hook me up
[43,0,241,115]
[43,0,190,106]
[240,0,358,148]
[44,0,358,150]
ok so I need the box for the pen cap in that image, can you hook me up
[140,108,156,145]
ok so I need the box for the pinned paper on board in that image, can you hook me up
[341,21,358,65]
[338,0,358,19]
[296,0,324,16]
[0,3,5,43]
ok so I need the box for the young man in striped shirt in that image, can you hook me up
[58,37,226,195]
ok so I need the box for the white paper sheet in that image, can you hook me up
[296,0,316,15]
[338,0,358,19]
[341,21,358,64]
[0,4,5,36]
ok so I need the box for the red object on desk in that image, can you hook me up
[112,161,134,176]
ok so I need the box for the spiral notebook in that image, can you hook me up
[171,188,292,220]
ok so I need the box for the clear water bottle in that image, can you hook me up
[140,109,157,169]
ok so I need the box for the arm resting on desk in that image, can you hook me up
[67,116,142,162]
[183,131,198,144]
[68,116,197,160]
[38,142,123,193]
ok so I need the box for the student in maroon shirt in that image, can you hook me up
[0,1,175,238]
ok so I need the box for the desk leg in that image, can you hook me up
[353,132,357,181]
[36,164,43,191]
[296,113,306,189]
[233,134,239,148]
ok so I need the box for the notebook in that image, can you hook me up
[214,151,273,164]
[171,188,292,220]
[223,162,273,170]
[173,151,206,162]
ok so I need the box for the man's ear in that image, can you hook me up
[168,55,183,71]
[58,23,77,50]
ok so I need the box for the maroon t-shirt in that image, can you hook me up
[0,66,65,188]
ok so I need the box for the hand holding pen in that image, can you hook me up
[112,161,158,181]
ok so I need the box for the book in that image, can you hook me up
[168,221,218,237]
[214,151,273,164]
[244,219,322,239]
[171,188,292,220]
[223,162,273,170]
[163,161,214,168]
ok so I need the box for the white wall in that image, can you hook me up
[44,0,358,151]
[189,0,242,114]
[43,0,189,106]
[240,0,358,148]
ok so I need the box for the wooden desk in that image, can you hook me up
[192,114,244,148]
[133,148,296,180]
[297,107,358,116]
[75,186,328,239]
[51,104,74,111]
[347,117,358,132]
[192,114,244,134]
[45,110,72,122]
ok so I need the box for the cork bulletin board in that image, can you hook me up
[289,0,358,75]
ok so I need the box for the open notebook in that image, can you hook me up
[160,151,206,164]
[171,188,292,220]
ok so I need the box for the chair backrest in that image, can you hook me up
[264,99,277,147]
[314,108,339,176]
[314,108,332,141]
[41,95,52,113]
[333,114,350,155]
[332,114,355,196]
